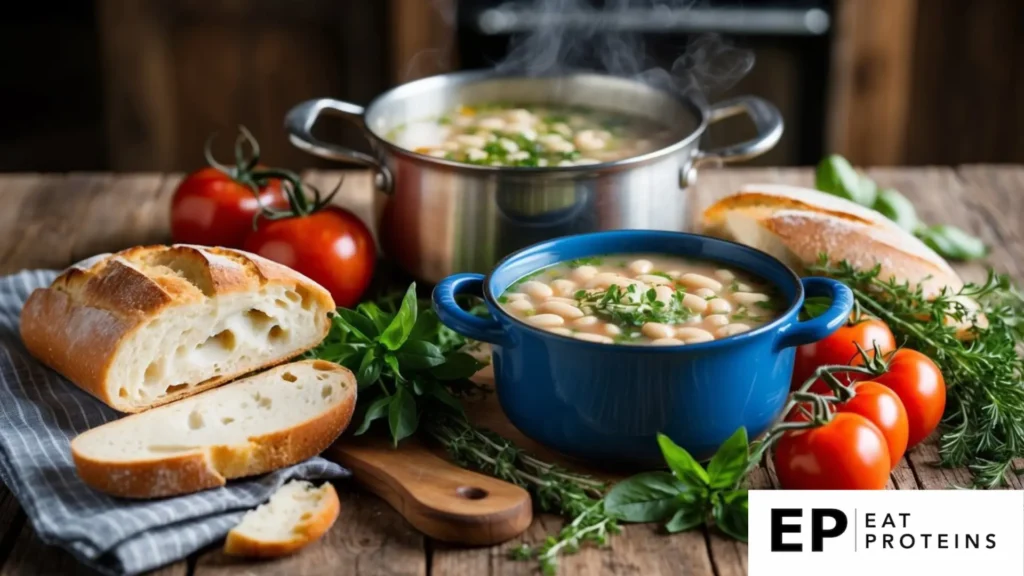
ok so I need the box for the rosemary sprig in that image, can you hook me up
[808,256,1024,487]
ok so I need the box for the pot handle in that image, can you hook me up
[284,98,393,191]
[774,277,853,351]
[432,274,508,346]
[694,96,784,165]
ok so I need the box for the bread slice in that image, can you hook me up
[224,480,340,558]
[71,360,356,499]
[20,245,335,412]
[702,184,963,298]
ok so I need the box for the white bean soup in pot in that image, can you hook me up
[387,104,675,167]
[498,255,785,345]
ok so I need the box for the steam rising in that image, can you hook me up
[489,0,755,101]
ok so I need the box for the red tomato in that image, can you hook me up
[171,167,288,248]
[244,206,375,307]
[837,381,909,469]
[791,317,896,393]
[852,349,945,448]
[774,412,891,490]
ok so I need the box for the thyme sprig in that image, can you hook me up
[808,256,1024,487]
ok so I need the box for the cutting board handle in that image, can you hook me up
[326,436,533,546]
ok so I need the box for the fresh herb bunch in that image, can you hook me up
[808,256,1024,487]
[574,283,694,330]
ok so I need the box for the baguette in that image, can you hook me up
[224,480,340,558]
[71,360,356,499]
[20,245,335,412]
[702,184,963,298]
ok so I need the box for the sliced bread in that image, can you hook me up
[20,245,336,413]
[71,360,355,499]
[224,480,340,558]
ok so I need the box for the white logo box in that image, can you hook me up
[749,490,1024,575]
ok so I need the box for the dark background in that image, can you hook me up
[3,0,1022,172]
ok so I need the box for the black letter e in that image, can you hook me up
[771,509,802,552]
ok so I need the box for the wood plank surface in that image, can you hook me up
[0,167,1020,575]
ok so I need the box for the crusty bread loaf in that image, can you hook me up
[71,360,356,499]
[702,184,963,298]
[224,480,340,558]
[20,245,335,413]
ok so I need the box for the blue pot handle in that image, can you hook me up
[775,277,854,350]
[432,273,507,345]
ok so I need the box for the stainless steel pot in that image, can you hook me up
[285,70,782,283]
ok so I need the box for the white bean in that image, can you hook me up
[682,293,709,314]
[504,108,535,124]
[550,279,578,297]
[636,274,672,285]
[520,281,553,299]
[466,148,487,162]
[604,324,622,337]
[708,298,733,314]
[694,288,717,299]
[682,333,715,344]
[499,138,520,153]
[587,273,627,289]
[573,315,600,327]
[478,117,506,131]
[736,283,753,292]
[526,314,564,328]
[546,296,577,305]
[678,273,723,292]
[504,292,529,301]
[455,134,487,148]
[574,130,607,152]
[666,270,682,279]
[571,265,598,283]
[716,324,751,338]
[654,285,674,303]
[574,332,614,344]
[540,301,585,319]
[627,259,654,275]
[509,299,533,312]
[651,338,684,346]
[642,322,674,340]
[733,292,771,305]
[714,269,736,282]
[546,327,572,336]
[674,327,715,341]
[703,314,730,328]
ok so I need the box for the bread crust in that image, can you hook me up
[223,483,341,558]
[20,245,335,412]
[70,361,356,499]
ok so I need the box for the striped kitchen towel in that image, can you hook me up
[0,270,350,576]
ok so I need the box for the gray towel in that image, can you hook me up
[0,270,350,575]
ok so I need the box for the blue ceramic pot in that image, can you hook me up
[432,231,852,467]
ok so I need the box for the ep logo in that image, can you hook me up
[771,508,848,552]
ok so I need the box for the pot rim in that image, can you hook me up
[360,69,709,174]
[479,229,806,352]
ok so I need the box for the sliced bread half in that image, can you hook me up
[224,480,340,558]
[71,360,355,498]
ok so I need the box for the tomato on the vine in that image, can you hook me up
[245,205,375,308]
[774,412,891,490]
[791,316,896,393]
[171,128,288,248]
[836,381,909,468]
[851,348,945,448]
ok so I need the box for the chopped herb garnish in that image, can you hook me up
[755,300,779,311]
[575,283,694,327]
[498,295,509,304]
[648,271,673,280]
[567,256,603,268]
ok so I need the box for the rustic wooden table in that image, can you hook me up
[0,166,1020,575]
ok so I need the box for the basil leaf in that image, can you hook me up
[815,155,862,204]
[713,490,749,542]
[664,503,706,534]
[334,308,378,342]
[315,341,365,365]
[604,471,687,522]
[354,395,392,435]
[408,309,440,343]
[380,284,418,351]
[395,340,446,370]
[420,379,465,415]
[657,433,709,487]
[916,224,988,261]
[431,352,485,380]
[707,428,749,490]
[358,301,393,333]
[801,296,832,320]
[383,353,402,380]
[388,386,419,446]
[356,348,382,389]
[873,188,919,232]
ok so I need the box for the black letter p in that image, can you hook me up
[811,509,848,552]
